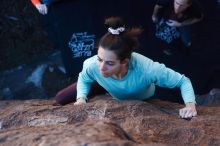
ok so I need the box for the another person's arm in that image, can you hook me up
[31,0,48,15]
[152,0,170,23]
[180,14,203,26]
[166,14,203,27]
[152,4,163,23]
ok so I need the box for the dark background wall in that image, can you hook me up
[0,0,54,70]
[0,0,220,98]
[45,0,220,94]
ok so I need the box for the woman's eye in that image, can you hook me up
[107,62,114,66]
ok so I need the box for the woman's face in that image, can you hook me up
[97,46,127,78]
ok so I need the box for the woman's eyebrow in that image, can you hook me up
[97,56,102,60]
[97,56,115,62]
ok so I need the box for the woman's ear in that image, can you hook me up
[121,58,129,65]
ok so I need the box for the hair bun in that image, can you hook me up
[105,17,125,28]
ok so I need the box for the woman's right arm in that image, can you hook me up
[75,59,96,105]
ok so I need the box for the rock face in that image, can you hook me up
[0,95,219,146]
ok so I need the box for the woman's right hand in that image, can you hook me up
[74,98,87,105]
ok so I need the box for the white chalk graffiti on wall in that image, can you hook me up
[68,32,95,58]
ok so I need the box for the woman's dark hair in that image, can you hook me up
[187,0,193,5]
[99,17,143,61]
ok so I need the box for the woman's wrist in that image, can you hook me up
[185,102,196,108]
[76,97,87,103]
[74,97,87,105]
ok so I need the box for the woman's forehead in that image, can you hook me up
[97,47,118,61]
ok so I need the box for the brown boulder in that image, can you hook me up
[0,95,219,146]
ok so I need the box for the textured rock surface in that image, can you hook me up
[0,95,219,146]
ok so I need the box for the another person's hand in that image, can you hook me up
[152,15,159,23]
[35,3,48,15]
[166,20,182,27]
[179,102,197,119]
[74,98,87,105]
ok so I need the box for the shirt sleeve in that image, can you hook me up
[178,76,196,104]
[31,0,41,5]
[149,61,196,104]
[76,60,95,101]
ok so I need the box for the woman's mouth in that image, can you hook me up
[100,71,108,77]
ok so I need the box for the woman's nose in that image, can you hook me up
[100,62,107,71]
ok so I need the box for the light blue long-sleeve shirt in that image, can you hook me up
[77,52,195,104]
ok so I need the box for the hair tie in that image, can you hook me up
[108,27,125,35]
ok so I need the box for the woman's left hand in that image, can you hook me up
[179,102,197,119]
